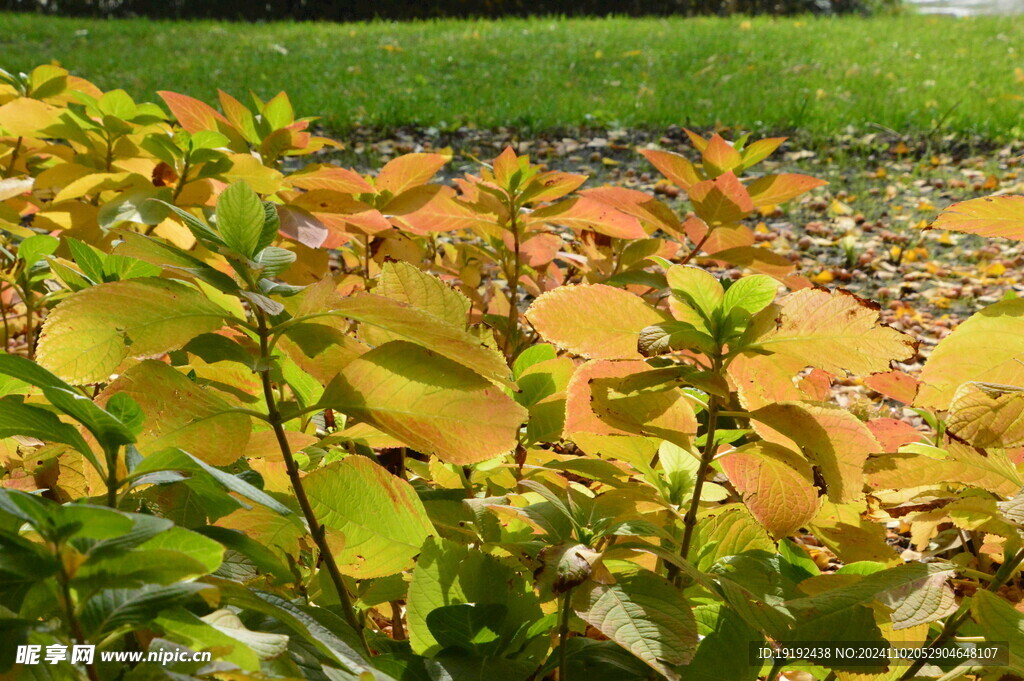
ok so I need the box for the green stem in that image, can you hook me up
[766,656,786,681]
[254,308,370,657]
[897,546,1024,680]
[104,444,119,509]
[677,356,722,574]
[559,589,573,681]
[58,567,101,681]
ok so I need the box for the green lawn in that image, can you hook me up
[2,12,1024,139]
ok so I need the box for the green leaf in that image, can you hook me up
[0,396,92,459]
[319,341,526,465]
[97,187,171,230]
[425,603,505,652]
[685,603,763,681]
[0,353,134,456]
[573,562,697,681]
[79,583,214,637]
[667,265,723,320]
[216,583,384,678]
[112,230,240,293]
[216,181,266,257]
[876,568,957,630]
[156,607,263,670]
[304,456,433,579]
[129,447,294,517]
[406,537,544,657]
[512,343,557,379]
[971,590,1024,671]
[36,278,229,384]
[253,246,295,278]
[722,274,778,316]
[638,321,717,356]
[16,234,59,267]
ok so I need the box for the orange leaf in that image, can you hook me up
[286,164,374,194]
[701,134,743,177]
[639,148,704,190]
[747,173,827,208]
[721,443,821,538]
[529,196,646,240]
[386,185,493,234]
[866,418,924,452]
[864,370,920,405]
[157,90,231,134]
[527,284,666,360]
[375,153,448,196]
[580,186,681,236]
[687,172,754,225]
[684,220,754,255]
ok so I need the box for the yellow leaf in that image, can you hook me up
[321,341,526,465]
[931,195,1024,241]
[527,284,667,360]
[745,288,917,377]
[917,297,1024,409]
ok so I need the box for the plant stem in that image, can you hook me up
[897,545,1024,680]
[559,589,573,681]
[361,234,372,289]
[390,600,405,640]
[678,358,722,570]
[4,137,22,178]
[58,568,101,681]
[679,228,712,266]
[1,284,10,351]
[254,308,371,657]
[171,155,190,203]
[103,444,119,509]
[21,278,34,360]
[766,656,786,680]
[503,202,522,359]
